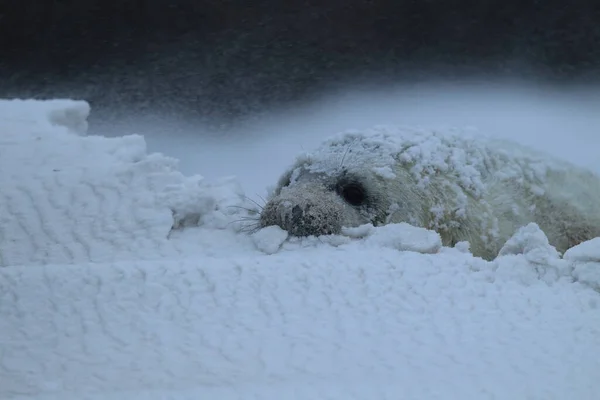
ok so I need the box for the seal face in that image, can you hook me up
[259,126,600,259]
[259,182,345,237]
[259,168,385,237]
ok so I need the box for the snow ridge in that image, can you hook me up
[2,248,600,399]
[0,100,250,267]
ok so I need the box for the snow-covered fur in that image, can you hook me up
[259,126,600,260]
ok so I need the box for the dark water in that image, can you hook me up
[2,0,600,130]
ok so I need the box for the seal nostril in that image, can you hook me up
[291,205,303,221]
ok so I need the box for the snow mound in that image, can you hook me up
[0,99,254,267]
[564,238,600,291]
[3,237,600,400]
[1,100,600,400]
[0,98,91,135]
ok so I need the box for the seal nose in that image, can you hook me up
[259,183,345,237]
[286,203,325,236]
[260,198,342,237]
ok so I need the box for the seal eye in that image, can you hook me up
[340,182,367,206]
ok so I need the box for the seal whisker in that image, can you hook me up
[229,217,260,224]
[338,138,358,170]
[242,195,266,210]
[255,194,268,206]
[227,219,261,234]
[227,205,260,213]
[237,223,262,234]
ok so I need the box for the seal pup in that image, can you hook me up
[258,126,600,260]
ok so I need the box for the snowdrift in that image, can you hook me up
[1,99,600,400]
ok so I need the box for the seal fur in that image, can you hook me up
[259,126,600,260]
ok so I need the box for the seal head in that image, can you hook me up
[259,166,392,236]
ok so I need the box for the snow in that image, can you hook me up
[1,97,600,400]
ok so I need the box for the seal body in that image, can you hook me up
[260,126,600,260]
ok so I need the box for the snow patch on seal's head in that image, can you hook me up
[274,125,563,198]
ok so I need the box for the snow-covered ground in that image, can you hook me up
[2,86,600,400]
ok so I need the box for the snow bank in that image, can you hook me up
[0,99,253,268]
[1,99,600,400]
[3,244,600,400]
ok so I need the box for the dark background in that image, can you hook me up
[1,0,599,129]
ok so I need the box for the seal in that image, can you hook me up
[258,126,600,260]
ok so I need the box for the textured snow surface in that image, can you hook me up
[0,99,253,267]
[1,99,600,400]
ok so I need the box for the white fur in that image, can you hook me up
[262,126,600,260]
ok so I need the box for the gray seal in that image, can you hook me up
[259,126,600,260]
